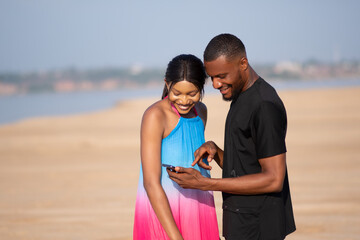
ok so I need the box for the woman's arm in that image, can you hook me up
[140,107,183,240]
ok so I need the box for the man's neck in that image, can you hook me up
[242,66,259,92]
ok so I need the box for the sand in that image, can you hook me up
[0,86,360,240]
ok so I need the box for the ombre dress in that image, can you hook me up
[133,105,219,240]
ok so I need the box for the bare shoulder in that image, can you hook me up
[142,100,166,124]
[195,101,207,115]
[195,101,207,125]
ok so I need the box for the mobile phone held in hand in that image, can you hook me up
[162,164,176,172]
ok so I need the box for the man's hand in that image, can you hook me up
[192,141,218,170]
[167,167,209,190]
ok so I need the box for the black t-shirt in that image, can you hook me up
[222,77,296,239]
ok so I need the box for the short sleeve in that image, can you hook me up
[252,101,287,159]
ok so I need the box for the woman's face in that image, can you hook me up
[167,80,201,115]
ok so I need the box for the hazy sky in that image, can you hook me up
[1,0,360,72]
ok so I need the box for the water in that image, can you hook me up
[0,87,163,125]
[1,78,360,126]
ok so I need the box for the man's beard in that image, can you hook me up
[222,86,241,101]
[222,95,232,101]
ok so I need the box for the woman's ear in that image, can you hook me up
[164,79,170,91]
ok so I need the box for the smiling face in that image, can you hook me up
[167,80,201,115]
[205,55,247,101]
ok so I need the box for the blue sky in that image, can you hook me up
[1,0,359,72]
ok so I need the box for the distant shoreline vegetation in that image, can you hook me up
[1,60,360,96]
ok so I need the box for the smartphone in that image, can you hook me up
[162,163,176,172]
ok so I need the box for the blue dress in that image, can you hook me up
[133,110,219,239]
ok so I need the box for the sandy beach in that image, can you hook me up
[0,86,360,240]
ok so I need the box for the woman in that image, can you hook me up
[133,54,219,240]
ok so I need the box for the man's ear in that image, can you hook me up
[239,57,249,71]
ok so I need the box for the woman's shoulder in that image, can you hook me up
[143,99,166,121]
[141,100,168,137]
[195,101,207,116]
[195,101,207,125]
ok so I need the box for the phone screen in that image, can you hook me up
[162,164,176,171]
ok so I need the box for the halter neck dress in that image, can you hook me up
[133,102,219,240]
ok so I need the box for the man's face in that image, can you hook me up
[204,55,245,101]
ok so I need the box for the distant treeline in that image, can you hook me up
[0,67,164,93]
[1,60,359,95]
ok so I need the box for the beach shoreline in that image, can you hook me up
[1,86,360,240]
[2,77,360,127]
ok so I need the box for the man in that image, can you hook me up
[167,33,296,240]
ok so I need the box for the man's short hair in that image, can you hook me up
[204,33,246,62]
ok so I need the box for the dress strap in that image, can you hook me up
[170,103,181,118]
[193,106,198,116]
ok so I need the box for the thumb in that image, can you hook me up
[207,150,216,162]
[174,166,185,173]
[174,166,193,173]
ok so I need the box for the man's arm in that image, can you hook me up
[168,153,286,195]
